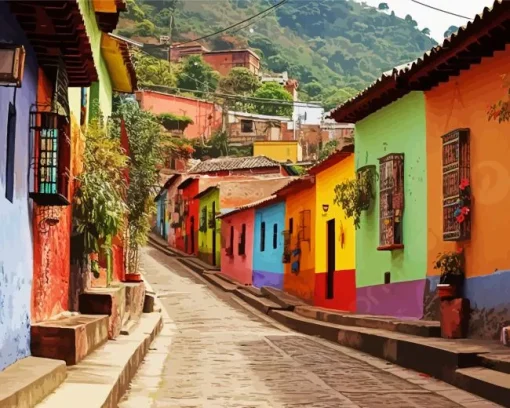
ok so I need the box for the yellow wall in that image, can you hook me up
[253,141,300,163]
[282,185,316,302]
[315,155,356,273]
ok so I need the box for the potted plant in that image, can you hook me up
[434,249,465,300]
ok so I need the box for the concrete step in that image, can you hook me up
[261,286,308,310]
[480,353,510,375]
[202,272,237,292]
[31,314,109,365]
[244,286,264,297]
[215,272,249,287]
[455,367,510,407]
[234,288,284,314]
[147,236,178,257]
[0,357,66,408]
[295,305,441,338]
[177,257,205,274]
[79,286,126,339]
[269,310,488,383]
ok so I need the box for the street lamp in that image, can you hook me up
[0,44,26,87]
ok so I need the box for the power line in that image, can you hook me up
[173,0,288,47]
[409,0,471,20]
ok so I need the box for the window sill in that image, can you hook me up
[377,244,404,251]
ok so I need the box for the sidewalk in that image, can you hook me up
[147,239,510,408]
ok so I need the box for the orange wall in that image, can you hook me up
[283,185,316,302]
[136,91,222,140]
[426,46,510,279]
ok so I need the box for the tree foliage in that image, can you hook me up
[176,55,220,97]
[444,25,459,38]
[121,0,437,95]
[158,112,194,131]
[250,82,293,117]
[219,67,260,95]
[73,119,128,272]
[378,3,389,10]
[131,49,178,88]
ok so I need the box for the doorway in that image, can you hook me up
[190,216,195,254]
[211,202,216,266]
[326,219,335,300]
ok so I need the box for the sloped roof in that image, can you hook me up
[189,156,281,174]
[330,0,510,123]
[217,195,279,219]
[308,144,354,176]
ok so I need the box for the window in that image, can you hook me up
[273,223,278,249]
[241,119,254,133]
[29,111,71,206]
[289,218,293,234]
[5,102,16,202]
[200,206,207,232]
[299,210,311,242]
[238,224,246,255]
[378,153,404,250]
[442,129,471,241]
[260,222,265,251]
[226,225,234,256]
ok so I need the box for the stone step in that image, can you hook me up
[0,357,66,408]
[31,314,109,365]
[234,288,283,314]
[269,310,489,383]
[215,273,249,287]
[294,306,441,338]
[455,367,510,407]
[177,257,205,274]
[244,286,264,297]
[480,353,510,375]
[261,286,308,310]
[202,272,237,292]
[79,286,126,339]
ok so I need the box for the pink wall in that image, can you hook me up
[220,208,255,285]
[136,91,222,140]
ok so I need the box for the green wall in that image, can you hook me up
[198,189,221,267]
[355,91,427,288]
[78,0,113,120]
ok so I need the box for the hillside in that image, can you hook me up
[119,0,437,106]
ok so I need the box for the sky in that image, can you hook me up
[355,0,495,41]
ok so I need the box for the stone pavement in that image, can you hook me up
[119,247,502,408]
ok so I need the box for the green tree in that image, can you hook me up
[302,81,323,98]
[131,50,177,88]
[378,2,389,10]
[421,27,431,36]
[219,67,260,95]
[322,87,358,111]
[250,82,293,117]
[444,25,459,38]
[176,55,220,97]
[135,19,155,36]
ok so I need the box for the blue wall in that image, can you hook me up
[253,202,285,289]
[0,3,37,371]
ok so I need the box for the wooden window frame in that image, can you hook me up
[442,128,471,241]
[377,153,404,251]
[238,223,246,256]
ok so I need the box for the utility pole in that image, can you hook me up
[168,14,174,73]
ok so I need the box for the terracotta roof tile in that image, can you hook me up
[189,156,281,174]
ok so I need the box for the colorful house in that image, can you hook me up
[404,2,510,339]
[330,69,427,318]
[310,146,356,310]
[188,155,294,177]
[195,178,292,267]
[273,145,356,310]
[252,200,287,289]
[253,141,302,163]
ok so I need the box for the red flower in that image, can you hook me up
[456,214,465,223]
[459,178,470,190]
[456,247,463,254]
[461,206,470,215]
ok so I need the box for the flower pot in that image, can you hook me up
[437,284,457,300]
[124,273,143,283]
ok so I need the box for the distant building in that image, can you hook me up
[227,111,293,145]
[253,141,303,163]
[168,44,261,76]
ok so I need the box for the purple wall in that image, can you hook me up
[0,2,38,371]
[356,279,426,319]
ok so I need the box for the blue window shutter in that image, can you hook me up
[5,102,16,202]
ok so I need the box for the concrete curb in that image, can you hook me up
[37,312,163,408]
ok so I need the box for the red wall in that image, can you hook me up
[136,91,222,140]
[32,69,72,322]
[314,270,356,312]
[175,179,200,255]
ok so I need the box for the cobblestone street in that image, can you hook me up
[119,247,502,408]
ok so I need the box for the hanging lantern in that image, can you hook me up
[0,44,26,87]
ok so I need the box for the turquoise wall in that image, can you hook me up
[355,92,427,290]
